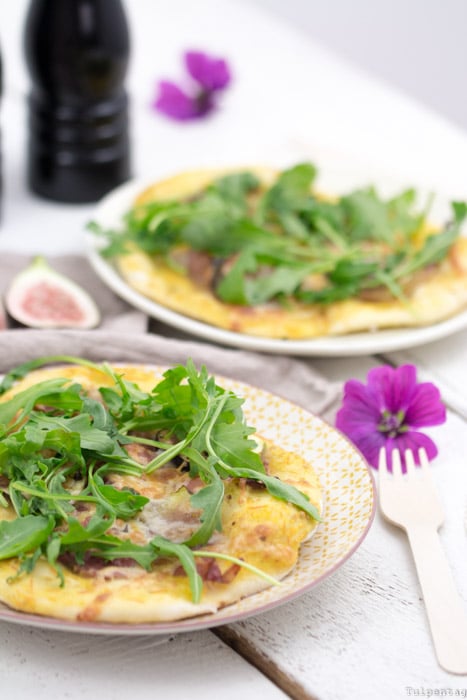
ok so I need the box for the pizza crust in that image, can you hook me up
[115,169,467,339]
[0,365,321,623]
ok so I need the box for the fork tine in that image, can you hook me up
[391,448,403,477]
[419,447,430,471]
[418,447,433,482]
[378,446,389,477]
[405,449,417,476]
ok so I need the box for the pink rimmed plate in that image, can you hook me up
[86,175,467,357]
[0,370,375,634]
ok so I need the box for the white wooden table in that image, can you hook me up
[1,1,467,698]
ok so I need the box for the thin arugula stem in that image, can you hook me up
[98,461,145,477]
[44,461,75,486]
[9,482,98,504]
[193,551,280,586]
[126,435,173,450]
[144,439,189,474]
[145,395,218,474]
[87,468,116,516]
[203,393,234,471]
[0,355,321,604]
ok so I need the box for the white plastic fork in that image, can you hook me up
[378,447,467,674]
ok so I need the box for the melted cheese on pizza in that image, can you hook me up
[0,365,322,623]
[115,169,467,339]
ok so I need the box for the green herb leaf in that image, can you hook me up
[182,448,225,547]
[151,536,203,604]
[0,379,68,427]
[88,163,467,308]
[261,162,317,217]
[0,515,54,559]
[89,474,149,520]
[0,355,323,605]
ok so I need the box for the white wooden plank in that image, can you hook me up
[0,624,288,700]
[215,353,467,699]
[218,408,467,700]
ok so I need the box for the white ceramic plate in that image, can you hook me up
[0,371,375,635]
[85,174,467,356]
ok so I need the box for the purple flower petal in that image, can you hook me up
[335,363,445,472]
[345,429,387,469]
[405,382,446,427]
[366,364,417,413]
[339,379,382,423]
[335,407,379,441]
[342,379,379,410]
[185,51,231,91]
[153,81,199,121]
[336,378,384,456]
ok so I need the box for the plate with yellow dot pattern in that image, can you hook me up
[0,371,375,635]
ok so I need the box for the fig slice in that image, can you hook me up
[5,257,100,329]
[0,301,7,331]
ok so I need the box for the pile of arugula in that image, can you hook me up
[0,356,319,603]
[90,163,467,306]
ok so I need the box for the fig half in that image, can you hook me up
[5,257,100,329]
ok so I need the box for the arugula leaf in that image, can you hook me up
[452,201,467,224]
[151,536,203,604]
[394,203,466,280]
[0,379,68,428]
[207,464,321,522]
[328,258,379,285]
[59,516,113,545]
[215,249,257,304]
[209,172,260,205]
[89,473,149,520]
[260,163,317,217]
[216,250,314,305]
[88,162,467,308]
[182,448,225,547]
[30,413,117,453]
[70,535,156,570]
[339,188,394,244]
[0,515,54,559]
[186,480,224,546]
[0,356,322,604]
[0,355,106,395]
[203,417,264,473]
[194,550,279,587]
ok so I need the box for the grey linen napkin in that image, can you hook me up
[0,329,341,417]
[0,253,342,417]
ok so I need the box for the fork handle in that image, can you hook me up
[407,525,467,674]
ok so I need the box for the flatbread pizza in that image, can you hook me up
[0,357,321,623]
[92,163,467,339]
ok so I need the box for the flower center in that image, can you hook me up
[195,89,214,116]
[378,410,408,438]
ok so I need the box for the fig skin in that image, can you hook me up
[5,257,100,330]
[0,302,7,331]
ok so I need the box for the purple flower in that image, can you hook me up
[154,81,207,121]
[153,50,232,122]
[185,51,231,91]
[335,364,446,471]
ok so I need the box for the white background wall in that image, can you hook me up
[3,0,467,132]
[251,0,467,131]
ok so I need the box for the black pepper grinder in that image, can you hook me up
[24,0,131,204]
